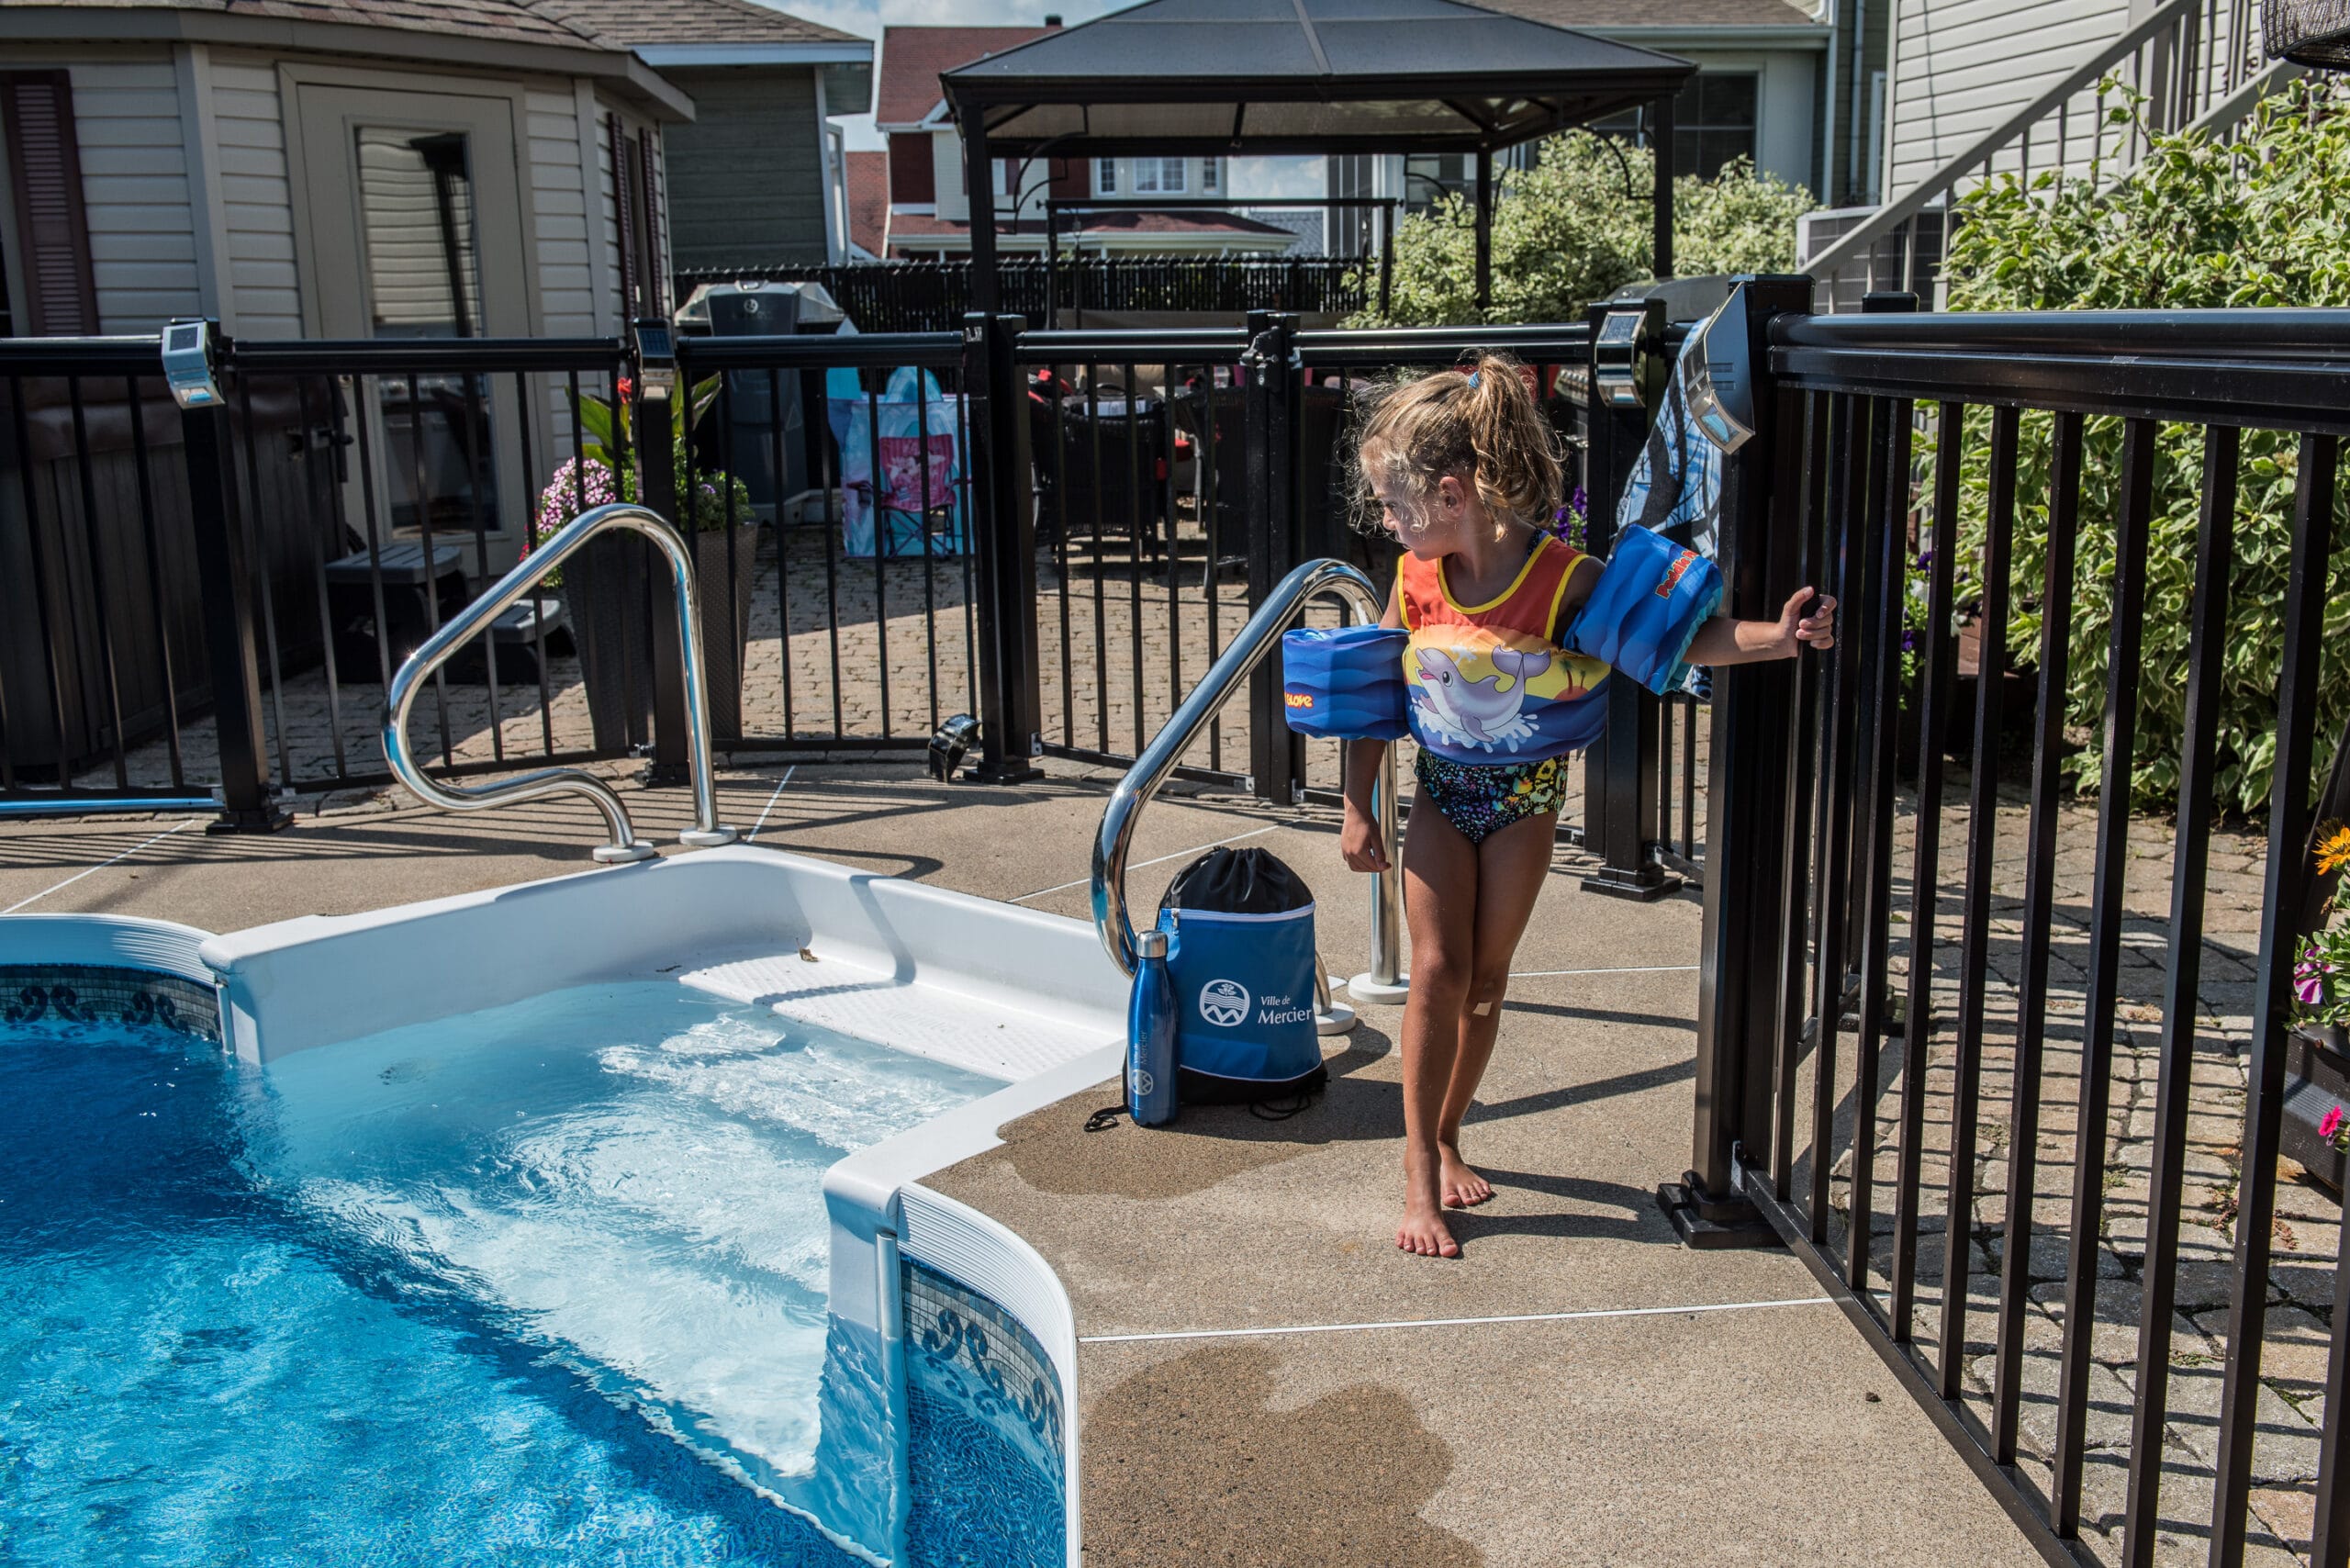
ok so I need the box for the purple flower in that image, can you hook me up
[2295,943,2332,1006]
[537,456,619,538]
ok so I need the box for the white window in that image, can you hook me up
[1096,157,1116,194]
[1133,157,1187,194]
[1201,158,1218,193]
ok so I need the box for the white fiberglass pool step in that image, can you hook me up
[677,948,1108,1082]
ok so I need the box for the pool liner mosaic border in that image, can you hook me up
[1,964,221,1043]
[903,1256,1068,1567]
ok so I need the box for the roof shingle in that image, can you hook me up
[845,148,887,257]
[1,0,861,51]
[876,24,1057,127]
[1,0,605,50]
[529,0,860,48]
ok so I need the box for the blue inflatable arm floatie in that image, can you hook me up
[1566,526,1724,697]
[1280,624,1409,741]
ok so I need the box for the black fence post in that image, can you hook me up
[640,384,690,784]
[1579,297,1676,901]
[179,377,291,834]
[1660,275,1815,1247]
[1244,310,1303,805]
[964,311,1045,783]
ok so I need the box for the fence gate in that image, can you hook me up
[1685,291,2350,1568]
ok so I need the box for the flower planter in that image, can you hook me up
[2282,1025,2350,1193]
[691,525,761,741]
[565,525,761,751]
[562,532,651,756]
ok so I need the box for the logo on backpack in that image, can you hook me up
[1198,978,1250,1028]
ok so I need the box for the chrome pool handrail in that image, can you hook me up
[383,502,737,864]
[1091,556,1404,996]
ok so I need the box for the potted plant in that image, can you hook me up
[2283,824,2350,1191]
[535,376,758,748]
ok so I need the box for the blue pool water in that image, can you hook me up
[0,983,1006,1566]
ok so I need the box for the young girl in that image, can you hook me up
[1340,356,1835,1259]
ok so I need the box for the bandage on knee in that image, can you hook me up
[1472,1000,1493,1016]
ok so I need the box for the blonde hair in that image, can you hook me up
[1351,354,1563,542]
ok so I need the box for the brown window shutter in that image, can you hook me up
[1,70,99,335]
[610,113,638,324]
[636,131,666,316]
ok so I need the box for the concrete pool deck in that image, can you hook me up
[2,761,2043,1566]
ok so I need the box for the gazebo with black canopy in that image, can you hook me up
[941,0,1696,315]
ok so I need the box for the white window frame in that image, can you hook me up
[1096,156,1116,194]
[1132,156,1186,195]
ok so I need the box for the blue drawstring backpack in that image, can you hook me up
[1155,848,1325,1104]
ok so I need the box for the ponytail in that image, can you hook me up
[1351,353,1563,541]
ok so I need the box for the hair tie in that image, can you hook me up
[1465,371,1481,389]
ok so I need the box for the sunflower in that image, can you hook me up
[2320,824,2350,877]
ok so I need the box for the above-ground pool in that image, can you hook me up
[2,854,1123,1566]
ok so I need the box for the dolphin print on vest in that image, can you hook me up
[1411,644,1551,752]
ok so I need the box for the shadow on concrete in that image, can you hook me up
[992,1028,1405,1200]
[1466,1056,1697,1126]
[1445,1166,1673,1247]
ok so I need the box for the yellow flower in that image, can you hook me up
[2320,825,2350,877]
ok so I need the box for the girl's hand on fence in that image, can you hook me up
[1341,800,1390,873]
[1782,588,1837,654]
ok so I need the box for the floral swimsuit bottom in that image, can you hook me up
[1414,749,1570,846]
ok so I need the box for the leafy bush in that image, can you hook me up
[1937,77,2350,814]
[1355,133,1812,327]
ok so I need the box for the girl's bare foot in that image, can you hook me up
[1438,1145,1493,1208]
[1395,1200,1460,1258]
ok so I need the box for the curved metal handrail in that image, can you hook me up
[1091,557,1404,1001]
[384,503,737,864]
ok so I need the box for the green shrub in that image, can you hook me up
[1355,133,1812,327]
[1937,76,2350,814]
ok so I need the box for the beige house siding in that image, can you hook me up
[529,84,598,339]
[207,53,302,339]
[62,56,204,331]
[1883,0,2132,193]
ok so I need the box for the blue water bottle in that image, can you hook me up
[1127,929,1180,1127]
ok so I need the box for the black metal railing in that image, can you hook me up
[673,257,1372,334]
[1685,294,2350,1568]
[5,312,1698,897]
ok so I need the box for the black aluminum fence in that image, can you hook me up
[0,333,629,817]
[1684,295,2350,1566]
[3,313,1699,898]
[674,258,1371,334]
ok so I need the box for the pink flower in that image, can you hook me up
[537,455,621,538]
[2322,1105,2343,1143]
[2295,944,2332,1007]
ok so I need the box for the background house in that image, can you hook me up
[872,23,1297,259]
[539,0,872,271]
[0,0,695,344]
[0,0,712,576]
[1800,0,2292,305]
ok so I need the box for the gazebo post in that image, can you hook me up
[1473,145,1494,312]
[962,107,1001,316]
[1651,92,1675,280]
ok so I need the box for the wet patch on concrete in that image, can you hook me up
[965,1031,1406,1201]
[1082,1342,1480,1567]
